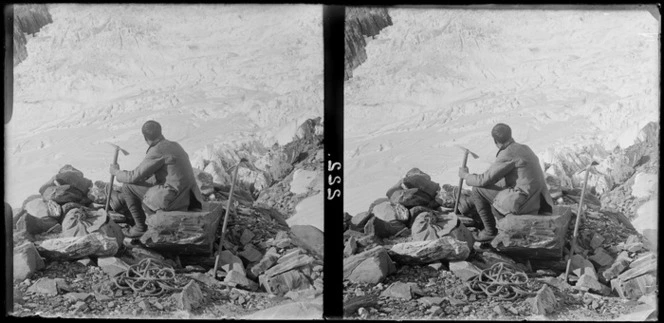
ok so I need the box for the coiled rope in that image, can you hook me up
[464,262,534,301]
[111,258,182,297]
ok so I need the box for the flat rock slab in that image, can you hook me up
[97,257,130,277]
[13,242,45,282]
[491,205,572,259]
[388,236,471,264]
[526,285,557,315]
[250,253,279,278]
[418,296,445,306]
[612,274,657,300]
[185,272,221,287]
[243,298,322,319]
[380,282,412,300]
[449,261,483,281]
[27,278,68,296]
[265,254,314,278]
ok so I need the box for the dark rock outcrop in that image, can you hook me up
[345,8,392,80]
[13,4,53,66]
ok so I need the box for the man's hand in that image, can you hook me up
[458,166,469,179]
[109,163,120,176]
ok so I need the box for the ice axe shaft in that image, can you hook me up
[104,143,129,212]
[454,145,479,215]
[564,161,598,282]
[213,158,248,277]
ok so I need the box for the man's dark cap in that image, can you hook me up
[491,123,512,144]
[142,120,162,141]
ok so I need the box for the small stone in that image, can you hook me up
[240,229,256,246]
[73,301,88,312]
[64,292,93,302]
[380,282,412,300]
[77,258,94,266]
[173,280,204,311]
[153,302,164,311]
[526,285,557,315]
[108,301,115,308]
[589,234,606,249]
[493,305,506,316]
[239,244,263,263]
[138,300,150,312]
[462,306,470,313]
[428,262,443,270]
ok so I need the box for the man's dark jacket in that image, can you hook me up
[115,138,203,212]
[465,140,553,215]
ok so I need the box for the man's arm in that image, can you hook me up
[464,159,517,187]
[113,150,166,184]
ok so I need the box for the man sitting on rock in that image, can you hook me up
[458,123,553,242]
[109,120,203,238]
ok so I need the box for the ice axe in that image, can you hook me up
[104,143,129,212]
[212,157,250,279]
[564,160,599,282]
[454,145,479,215]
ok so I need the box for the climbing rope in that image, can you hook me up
[111,258,182,297]
[464,262,534,301]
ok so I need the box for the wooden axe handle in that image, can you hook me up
[104,148,121,212]
[454,150,470,215]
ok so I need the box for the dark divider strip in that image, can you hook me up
[323,5,344,320]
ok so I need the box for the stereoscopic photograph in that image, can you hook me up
[342,6,658,320]
[7,4,323,319]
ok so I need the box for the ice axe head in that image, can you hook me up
[455,144,479,159]
[107,143,129,156]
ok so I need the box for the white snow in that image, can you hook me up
[286,192,324,233]
[344,8,660,215]
[6,4,323,208]
[631,173,658,199]
[289,169,320,195]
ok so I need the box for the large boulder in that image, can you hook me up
[402,168,440,198]
[13,242,45,282]
[36,232,120,260]
[289,225,324,259]
[139,202,223,255]
[371,201,408,223]
[344,246,396,284]
[491,206,573,259]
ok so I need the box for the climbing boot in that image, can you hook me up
[123,226,147,238]
[473,229,497,242]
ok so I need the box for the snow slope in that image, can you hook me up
[6,4,323,207]
[344,8,659,215]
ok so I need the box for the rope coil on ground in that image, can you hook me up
[111,258,182,297]
[464,262,533,301]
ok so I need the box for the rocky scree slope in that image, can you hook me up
[11,118,325,319]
